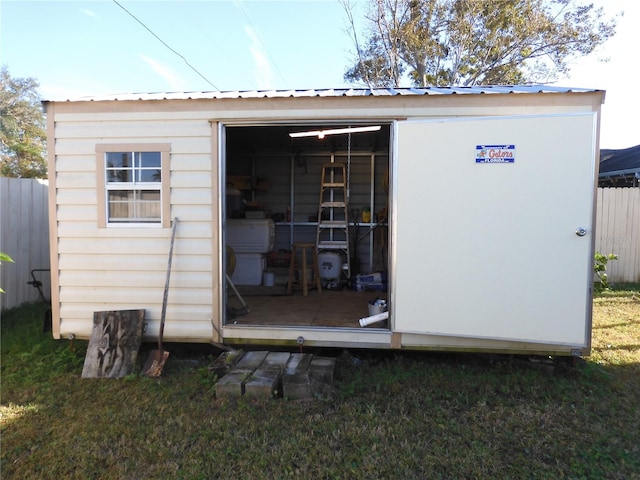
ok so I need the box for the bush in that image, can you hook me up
[594,252,618,293]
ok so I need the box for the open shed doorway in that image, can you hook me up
[222,123,392,329]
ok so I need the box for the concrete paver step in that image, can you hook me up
[215,350,336,400]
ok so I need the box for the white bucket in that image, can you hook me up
[263,271,275,287]
[318,252,342,280]
[367,299,387,316]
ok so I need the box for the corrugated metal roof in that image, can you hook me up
[49,85,600,103]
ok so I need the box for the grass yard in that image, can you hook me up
[1,286,639,479]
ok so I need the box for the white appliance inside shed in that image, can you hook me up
[227,219,275,286]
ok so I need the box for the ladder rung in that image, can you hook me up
[322,163,346,168]
[317,241,349,249]
[318,221,348,228]
[322,182,346,188]
[321,202,346,208]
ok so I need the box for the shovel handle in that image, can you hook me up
[158,218,178,350]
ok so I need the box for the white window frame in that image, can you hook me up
[96,143,170,228]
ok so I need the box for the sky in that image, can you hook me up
[1,0,637,149]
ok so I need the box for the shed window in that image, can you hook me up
[96,144,170,227]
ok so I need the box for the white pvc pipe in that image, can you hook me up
[359,311,389,327]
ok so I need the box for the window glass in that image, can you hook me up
[106,152,133,183]
[136,152,162,182]
[104,150,164,224]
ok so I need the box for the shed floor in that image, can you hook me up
[227,286,387,328]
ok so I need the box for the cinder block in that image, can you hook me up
[309,356,336,385]
[244,352,291,399]
[215,369,251,398]
[244,370,281,398]
[262,352,291,371]
[235,351,269,370]
[282,353,314,400]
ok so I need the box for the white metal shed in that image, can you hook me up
[44,86,604,356]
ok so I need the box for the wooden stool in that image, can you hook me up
[287,243,322,296]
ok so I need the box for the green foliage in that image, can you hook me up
[594,252,618,293]
[0,250,14,293]
[0,66,47,178]
[344,0,618,87]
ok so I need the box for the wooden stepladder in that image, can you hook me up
[316,163,351,280]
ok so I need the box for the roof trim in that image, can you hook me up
[43,85,603,104]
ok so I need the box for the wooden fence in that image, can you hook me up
[595,187,640,284]
[0,177,51,310]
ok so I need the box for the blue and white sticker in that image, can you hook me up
[476,145,515,163]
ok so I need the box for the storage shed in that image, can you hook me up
[44,85,604,356]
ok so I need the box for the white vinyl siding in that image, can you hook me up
[52,112,217,340]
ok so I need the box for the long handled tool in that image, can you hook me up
[225,246,250,318]
[226,272,250,317]
[142,217,178,377]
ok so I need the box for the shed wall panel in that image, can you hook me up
[54,119,212,139]
[56,189,97,205]
[58,317,214,342]
[170,188,213,205]
[59,286,210,305]
[59,254,213,272]
[55,172,96,189]
[171,171,212,188]
[56,222,212,239]
[60,303,214,320]
[57,237,211,255]
[55,155,96,172]
[54,138,211,156]
[59,270,212,289]
[170,205,213,222]
[168,155,214,172]
[57,205,97,222]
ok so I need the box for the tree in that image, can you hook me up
[343,0,618,88]
[0,66,47,178]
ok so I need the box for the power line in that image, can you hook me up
[112,0,220,91]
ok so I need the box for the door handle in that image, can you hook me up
[575,227,587,237]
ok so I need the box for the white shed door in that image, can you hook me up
[393,113,596,345]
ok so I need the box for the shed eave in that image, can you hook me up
[42,85,604,104]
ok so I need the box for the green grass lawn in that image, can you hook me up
[2,287,639,479]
